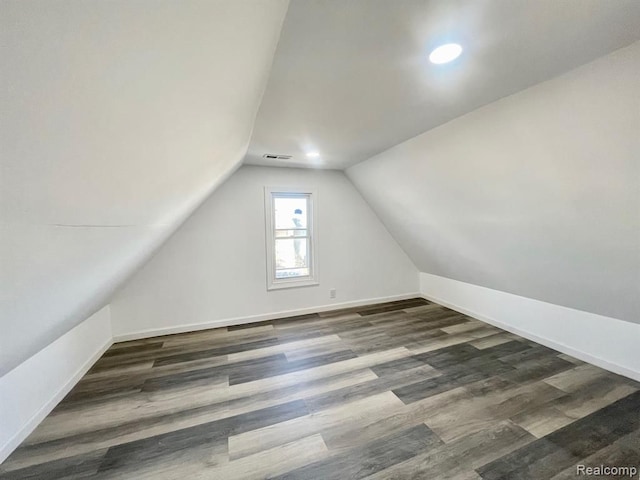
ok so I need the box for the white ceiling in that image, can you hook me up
[0,0,288,375]
[245,0,640,170]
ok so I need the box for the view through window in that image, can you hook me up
[265,187,318,289]
[274,195,311,279]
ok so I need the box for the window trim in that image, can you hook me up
[264,186,319,290]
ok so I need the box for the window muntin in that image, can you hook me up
[265,188,318,289]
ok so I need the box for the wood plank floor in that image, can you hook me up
[2,298,639,479]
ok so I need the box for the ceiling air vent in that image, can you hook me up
[263,154,293,160]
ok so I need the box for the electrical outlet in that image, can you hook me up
[329,288,336,299]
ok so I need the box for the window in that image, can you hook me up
[265,187,318,290]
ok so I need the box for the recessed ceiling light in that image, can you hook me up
[429,43,463,64]
[306,151,320,158]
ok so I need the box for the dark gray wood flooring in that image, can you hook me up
[1,298,639,479]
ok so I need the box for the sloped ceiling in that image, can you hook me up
[3,0,639,376]
[0,0,289,376]
[245,0,640,169]
[347,42,640,323]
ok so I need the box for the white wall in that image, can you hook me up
[420,273,640,382]
[348,42,640,323]
[0,305,112,464]
[110,166,418,339]
[0,0,289,375]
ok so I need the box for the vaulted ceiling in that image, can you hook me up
[245,0,640,169]
[0,0,289,375]
[2,0,639,376]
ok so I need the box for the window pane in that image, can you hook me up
[275,238,308,269]
[276,267,310,279]
[274,196,308,229]
[275,229,308,238]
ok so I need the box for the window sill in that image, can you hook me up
[267,278,319,291]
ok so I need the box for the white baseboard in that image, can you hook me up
[419,272,640,382]
[10,281,633,466]
[1,292,421,464]
[0,306,113,465]
[113,292,421,342]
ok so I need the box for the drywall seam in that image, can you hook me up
[1,0,291,378]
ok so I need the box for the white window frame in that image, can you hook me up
[264,186,319,290]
